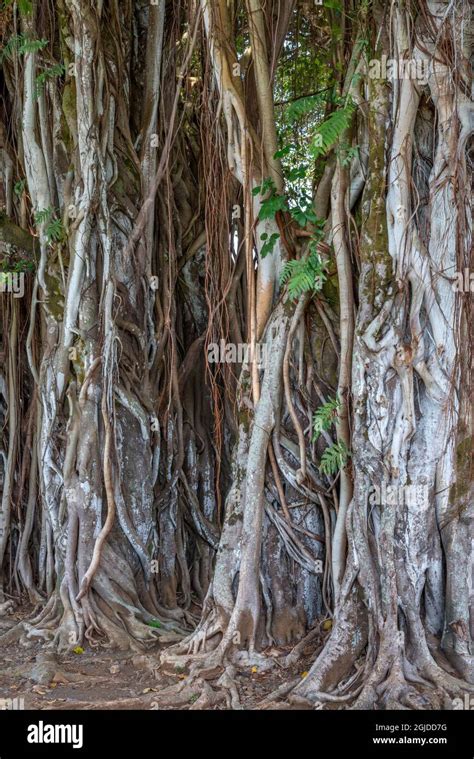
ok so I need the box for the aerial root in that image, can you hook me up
[282,625,322,668]
[153,649,242,709]
[257,677,301,709]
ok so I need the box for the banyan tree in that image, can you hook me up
[0,0,472,709]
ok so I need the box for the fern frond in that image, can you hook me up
[34,207,54,225]
[35,63,65,98]
[0,33,47,62]
[311,101,356,158]
[320,441,350,477]
[285,89,335,122]
[34,207,65,243]
[280,235,327,300]
[312,397,341,441]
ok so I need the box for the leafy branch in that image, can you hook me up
[259,232,280,258]
[252,177,287,259]
[0,34,48,63]
[1,0,32,15]
[35,63,65,98]
[252,178,288,223]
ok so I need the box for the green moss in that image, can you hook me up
[43,272,65,321]
[57,0,76,152]
[283,299,295,317]
[61,80,77,151]
[70,337,85,384]
[234,464,246,488]
[453,434,472,502]
[238,409,250,432]
[358,62,393,330]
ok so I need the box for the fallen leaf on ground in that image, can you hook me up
[31,685,47,695]
[51,671,70,684]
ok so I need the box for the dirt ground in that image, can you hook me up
[0,609,320,710]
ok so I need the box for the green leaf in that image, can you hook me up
[17,36,48,55]
[311,101,356,158]
[45,218,65,242]
[34,207,65,244]
[312,397,341,442]
[34,207,54,225]
[258,194,287,221]
[320,442,350,477]
[290,204,318,228]
[285,91,334,122]
[1,0,32,15]
[252,177,275,197]
[35,63,65,98]
[287,166,307,182]
[13,179,26,197]
[0,34,48,63]
[280,225,328,300]
[260,232,279,259]
[291,208,307,227]
[273,144,294,159]
[18,0,32,13]
[147,619,161,629]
